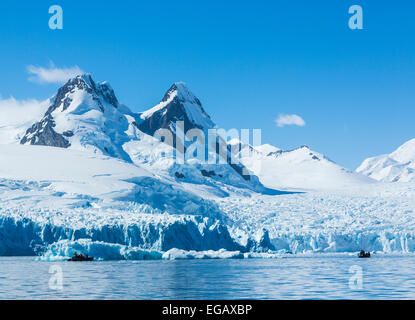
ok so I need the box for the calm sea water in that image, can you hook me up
[0,255,415,299]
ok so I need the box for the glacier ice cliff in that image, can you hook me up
[4,214,415,259]
[0,215,244,256]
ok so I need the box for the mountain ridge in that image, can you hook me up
[357,138,415,182]
[16,73,262,191]
[235,142,374,190]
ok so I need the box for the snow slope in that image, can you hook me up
[0,144,249,256]
[237,144,374,191]
[357,138,415,182]
[0,144,226,219]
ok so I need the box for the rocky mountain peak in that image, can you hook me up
[161,82,201,106]
[138,82,214,137]
[20,74,130,161]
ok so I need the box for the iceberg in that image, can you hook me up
[162,248,244,260]
[39,239,163,261]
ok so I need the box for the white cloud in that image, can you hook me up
[27,62,84,84]
[0,96,49,126]
[275,114,306,128]
[0,95,50,144]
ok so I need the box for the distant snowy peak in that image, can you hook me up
[238,143,373,191]
[238,144,326,162]
[390,138,415,163]
[357,138,415,182]
[254,144,281,156]
[229,141,281,157]
[20,74,138,161]
[138,82,215,136]
[266,145,334,163]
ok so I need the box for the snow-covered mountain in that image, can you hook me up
[135,82,254,184]
[234,142,374,191]
[15,74,372,193]
[17,74,260,190]
[357,138,415,182]
[20,74,140,162]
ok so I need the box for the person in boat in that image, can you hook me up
[73,252,78,258]
[359,250,370,257]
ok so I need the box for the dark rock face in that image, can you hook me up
[201,169,216,177]
[215,140,251,181]
[138,83,212,137]
[139,97,194,137]
[62,130,74,137]
[175,172,185,179]
[20,114,70,148]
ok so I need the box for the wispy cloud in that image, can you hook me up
[275,114,306,128]
[0,95,49,144]
[27,62,84,84]
[0,95,49,126]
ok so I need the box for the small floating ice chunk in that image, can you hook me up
[162,248,244,260]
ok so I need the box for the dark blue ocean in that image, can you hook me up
[1,255,414,299]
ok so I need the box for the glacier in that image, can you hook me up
[2,172,415,258]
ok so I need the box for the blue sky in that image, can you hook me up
[0,0,414,169]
